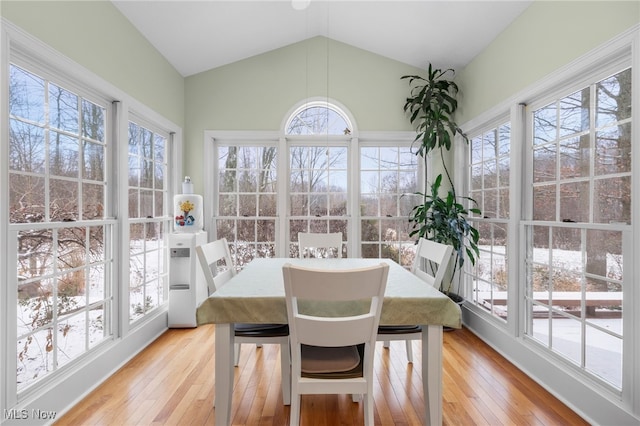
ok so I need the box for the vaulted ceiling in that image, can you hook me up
[112,0,533,77]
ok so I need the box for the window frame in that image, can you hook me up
[456,35,636,405]
[204,125,418,263]
[522,65,632,392]
[6,56,117,396]
[463,117,513,322]
[1,22,183,408]
[126,116,172,325]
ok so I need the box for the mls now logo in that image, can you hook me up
[4,408,57,420]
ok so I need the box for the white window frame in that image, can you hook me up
[203,104,417,261]
[463,116,513,322]
[6,54,117,397]
[126,116,173,325]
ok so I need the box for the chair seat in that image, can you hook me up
[234,323,289,337]
[301,344,364,379]
[377,325,422,334]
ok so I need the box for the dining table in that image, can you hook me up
[196,257,462,426]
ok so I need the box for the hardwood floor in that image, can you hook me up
[55,324,588,425]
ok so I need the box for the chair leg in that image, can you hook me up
[234,343,241,366]
[363,393,374,426]
[383,340,390,348]
[280,341,291,405]
[405,339,413,363]
[289,394,301,426]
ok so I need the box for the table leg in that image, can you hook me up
[422,324,443,426]
[215,323,234,426]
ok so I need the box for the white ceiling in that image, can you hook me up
[112,0,533,77]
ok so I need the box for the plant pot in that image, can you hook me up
[444,292,464,332]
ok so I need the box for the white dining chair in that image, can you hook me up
[283,262,388,426]
[376,237,453,363]
[196,238,291,404]
[298,232,343,258]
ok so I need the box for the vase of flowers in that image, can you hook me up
[173,195,202,232]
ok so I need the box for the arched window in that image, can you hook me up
[285,101,353,136]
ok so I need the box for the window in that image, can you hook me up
[9,63,114,390]
[208,103,418,264]
[216,144,278,268]
[524,68,630,389]
[289,144,348,257]
[285,101,352,135]
[466,122,511,320]
[127,121,170,323]
[360,146,418,267]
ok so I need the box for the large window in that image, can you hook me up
[524,68,630,389]
[461,65,631,393]
[5,51,178,403]
[9,63,114,390]
[209,103,418,264]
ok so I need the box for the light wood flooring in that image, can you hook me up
[55,324,588,425]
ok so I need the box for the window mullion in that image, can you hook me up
[278,137,288,257]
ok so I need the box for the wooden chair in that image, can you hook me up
[283,262,389,426]
[195,238,291,404]
[298,232,343,258]
[377,238,453,363]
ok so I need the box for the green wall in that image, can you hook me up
[185,36,422,193]
[1,0,184,127]
[456,0,640,124]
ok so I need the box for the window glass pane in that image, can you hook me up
[559,135,589,179]
[533,145,556,182]
[10,119,45,173]
[559,181,589,223]
[83,182,104,219]
[49,83,79,133]
[533,185,556,221]
[50,178,78,221]
[594,177,631,224]
[533,103,557,145]
[286,104,351,135]
[586,326,622,387]
[559,88,589,138]
[595,123,631,175]
[83,141,104,181]
[596,68,631,127]
[10,65,45,123]
[82,99,105,142]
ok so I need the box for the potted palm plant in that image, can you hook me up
[402,64,481,301]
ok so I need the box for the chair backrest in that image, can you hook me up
[282,263,388,349]
[195,238,235,295]
[410,238,453,289]
[298,232,343,258]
